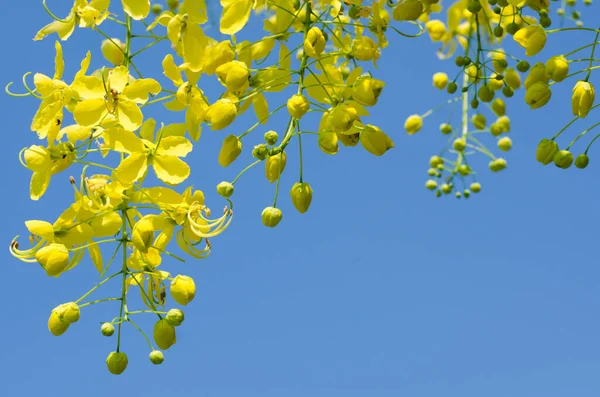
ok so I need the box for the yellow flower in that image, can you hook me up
[106,352,128,375]
[545,55,569,82]
[536,139,559,165]
[35,243,70,277]
[351,77,385,107]
[48,310,70,336]
[426,20,447,42]
[261,207,283,227]
[122,0,151,20]
[266,152,287,183]
[360,125,394,156]
[170,275,196,305]
[220,0,253,35]
[154,319,177,350]
[34,0,109,41]
[351,36,380,64]
[287,94,310,119]
[73,66,161,131]
[432,72,448,90]
[103,123,193,186]
[206,99,238,130]
[572,80,595,118]
[513,25,547,56]
[290,182,313,214]
[525,82,552,109]
[318,131,340,154]
[218,135,243,167]
[304,27,326,58]
[404,114,423,135]
[132,216,155,254]
[393,0,423,21]
[329,102,365,132]
[216,61,250,92]
[524,62,550,90]
[101,38,126,65]
[52,302,81,324]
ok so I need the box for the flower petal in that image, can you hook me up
[162,54,184,86]
[122,78,162,104]
[122,0,150,20]
[109,66,130,93]
[117,99,144,131]
[157,136,193,157]
[103,127,145,153]
[153,154,191,185]
[30,171,51,201]
[114,152,148,186]
[220,0,252,35]
[74,98,108,127]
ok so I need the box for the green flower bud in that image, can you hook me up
[151,4,163,14]
[495,59,508,71]
[498,137,512,151]
[540,15,552,28]
[497,0,508,6]
[427,168,437,176]
[506,22,520,35]
[490,123,503,136]
[106,352,128,375]
[429,155,443,168]
[287,94,310,119]
[470,182,482,193]
[575,153,589,169]
[216,181,234,198]
[478,85,495,102]
[470,98,479,109]
[435,190,442,197]
[489,158,507,172]
[101,322,115,336]
[261,206,283,228]
[252,144,269,160]
[36,243,70,277]
[150,350,164,365]
[290,182,313,214]
[132,217,154,254]
[265,152,287,183]
[553,150,574,169]
[447,82,458,94]
[404,114,423,135]
[497,115,511,132]
[517,60,530,73]
[467,0,482,13]
[494,25,504,38]
[166,309,185,326]
[453,138,467,152]
[170,275,196,306]
[458,164,471,176]
[154,319,177,350]
[455,192,462,199]
[463,189,471,198]
[455,56,465,67]
[219,135,243,167]
[441,184,453,194]
[425,180,438,190]
[440,123,452,134]
[536,139,559,165]
[472,114,487,130]
[491,98,506,116]
[264,130,279,145]
[167,0,179,10]
[348,4,362,19]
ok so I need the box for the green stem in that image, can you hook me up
[75,271,123,304]
[232,160,261,184]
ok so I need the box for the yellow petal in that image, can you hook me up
[220,0,252,35]
[122,0,150,20]
[140,118,156,141]
[152,154,191,185]
[90,212,123,237]
[253,93,269,123]
[162,123,187,137]
[31,97,63,137]
[109,66,130,93]
[71,75,105,99]
[54,41,64,80]
[162,54,184,86]
[25,220,55,241]
[88,244,104,272]
[114,152,148,186]
[33,74,55,97]
[104,127,145,153]
[122,78,161,104]
[184,0,208,24]
[58,124,93,142]
[74,98,108,127]
[34,19,76,41]
[157,136,193,157]
[30,171,51,201]
[182,23,207,73]
[117,99,144,131]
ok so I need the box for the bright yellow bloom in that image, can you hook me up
[206,98,238,130]
[216,61,250,92]
[513,25,547,57]
[318,131,339,154]
[524,63,550,90]
[504,68,521,90]
[35,243,70,277]
[360,125,394,156]
[122,0,151,20]
[352,77,385,107]
[545,55,569,82]
[101,39,126,65]
[572,80,595,118]
[432,72,448,90]
[304,27,326,58]
[34,0,109,41]
[218,135,243,167]
[48,310,70,336]
[266,152,287,183]
[287,94,310,118]
[170,275,196,305]
[351,36,380,64]
[132,216,155,253]
[220,0,253,35]
[426,20,448,42]
[404,114,423,135]
[73,66,161,131]
[393,0,423,21]
[525,82,552,109]
[103,123,193,186]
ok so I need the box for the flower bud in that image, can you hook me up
[48,311,69,336]
[575,154,589,168]
[524,62,550,90]
[154,319,177,350]
[463,189,471,198]
[490,123,503,136]
[429,155,443,168]
[404,114,423,135]
[498,137,512,151]
[453,138,467,152]
[36,243,69,277]
[472,114,486,130]
[458,164,471,176]
[393,0,423,21]
[53,302,80,324]
[553,150,573,169]
[216,61,250,92]
[525,82,552,109]
[432,72,448,90]
[447,82,458,94]
[290,182,313,214]
[218,135,242,167]
[536,139,559,165]
[352,77,385,106]
[167,0,179,9]
[265,152,287,183]
[489,158,507,172]
[425,20,447,42]
[517,60,530,73]
[478,85,495,102]
[318,131,339,154]
[440,123,452,134]
[497,115,511,132]
[101,39,126,65]
[513,25,546,56]
[252,144,269,160]
[502,86,514,98]
[504,68,521,89]
[470,182,481,193]
[150,350,164,365]
[206,99,237,130]
[151,4,163,14]
[166,308,185,326]
[216,181,234,198]
[441,184,452,194]
[170,275,196,306]
[360,125,394,156]
[106,352,128,375]
[545,55,569,82]
[264,130,278,145]
[287,94,310,119]
[132,217,154,254]
[101,322,115,336]
[330,104,359,132]
[351,36,380,62]
[572,80,595,118]
[261,206,283,228]
[491,98,506,116]
[304,27,326,58]
[425,180,437,190]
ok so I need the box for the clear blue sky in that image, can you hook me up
[2,2,600,396]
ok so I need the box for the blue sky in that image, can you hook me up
[1,1,600,396]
